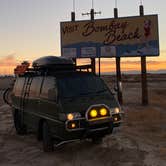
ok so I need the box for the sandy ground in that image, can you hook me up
[0,74,166,166]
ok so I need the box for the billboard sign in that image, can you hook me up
[60,15,159,58]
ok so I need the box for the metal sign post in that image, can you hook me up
[98,58,101,77]
[71,11,77,65]
[90,9,96,73]
[140,5,148,105]
[114,7,123,105]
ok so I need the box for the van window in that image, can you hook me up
[13,77,25,96]
[57,75,107,98]
[40,76,57,101]
[29,77,43,98]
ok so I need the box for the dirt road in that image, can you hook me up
[0,76,166,166]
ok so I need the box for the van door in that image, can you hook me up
[38,76,59,128]
[12,77,26,109]
[24,76,43,130]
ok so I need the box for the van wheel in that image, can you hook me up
[42,122,54,152]
[91,137,103,144]
[13,109,26,135]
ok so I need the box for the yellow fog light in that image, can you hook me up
[90,109,98,118]
[100,108,107,116]
[67,113,74,120]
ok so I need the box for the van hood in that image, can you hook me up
[60,92,119,115]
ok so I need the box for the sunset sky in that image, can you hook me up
[0,0,166,75]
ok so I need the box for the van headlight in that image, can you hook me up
[67,113,74,120]
[67,112,81,120]
[100,108,108,116]
[90,109,98,118]
[88,107,109,120]
[110,107,120,114]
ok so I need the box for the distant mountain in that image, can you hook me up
[100,70,166,75]
[149,69,166,74]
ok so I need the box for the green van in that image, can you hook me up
[11,56,124,152]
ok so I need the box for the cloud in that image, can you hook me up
[0,53,19,75]
[0,53,18,67]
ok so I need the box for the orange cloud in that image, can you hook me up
[0,54,19,75]
[0,54,18,66]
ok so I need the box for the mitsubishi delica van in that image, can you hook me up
[11,56,124,152]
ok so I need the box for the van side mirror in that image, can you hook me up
[113,81,122,94]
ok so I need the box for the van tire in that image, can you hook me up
[13,109,26,135]
[42,122,54,152]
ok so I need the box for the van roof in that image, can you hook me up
[32,56,73,68]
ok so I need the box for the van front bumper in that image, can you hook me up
[65,117,113,139]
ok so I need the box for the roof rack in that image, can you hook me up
[76,64,92,72]
[14,56,93,76]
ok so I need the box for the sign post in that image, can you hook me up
[114,7,123,105]
[71,11,77,65]
[90,9,96,74]
[98,58,101,77]
[140,5,148,105]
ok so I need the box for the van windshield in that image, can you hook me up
[57,75,108,98]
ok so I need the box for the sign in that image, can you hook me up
[60,15,159,58]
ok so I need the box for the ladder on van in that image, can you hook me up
[20,76,33,124]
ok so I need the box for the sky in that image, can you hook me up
[0,0,166,74]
